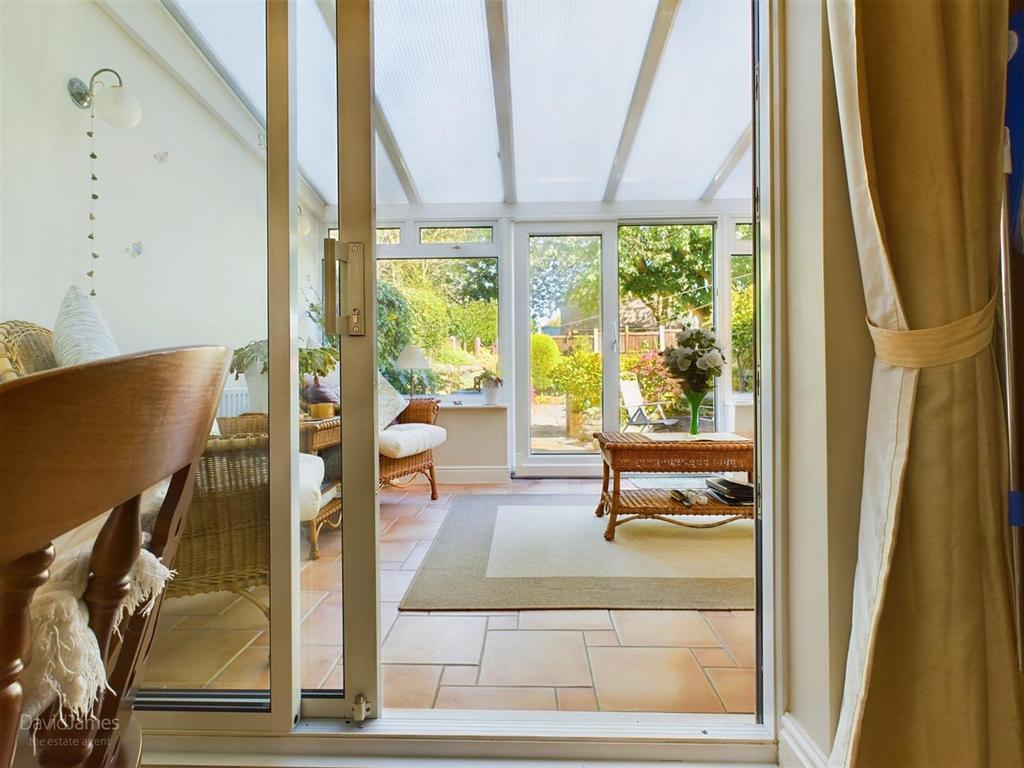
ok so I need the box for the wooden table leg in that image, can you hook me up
[595,456,609,517]
[603,467,621,541]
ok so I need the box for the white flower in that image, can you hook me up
[677,328,693,343]
[678,346,693,358]
[677,357,691,371]
[695,356,709,371]
[704,349,724,368]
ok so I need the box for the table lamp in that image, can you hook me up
[396,345,430,395]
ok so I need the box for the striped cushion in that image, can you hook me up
[53,286,119,367]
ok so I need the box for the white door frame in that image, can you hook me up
[512,220,617,478]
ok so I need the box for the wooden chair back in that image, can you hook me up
[0,346,230,768]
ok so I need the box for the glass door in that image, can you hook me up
[513,221,617,477]
[300,0,381,719]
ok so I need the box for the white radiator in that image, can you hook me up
[217,386,250,417]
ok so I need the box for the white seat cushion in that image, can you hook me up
[378,423,447,460]
[298,453,328,522]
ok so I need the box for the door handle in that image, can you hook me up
[323,238,366,337]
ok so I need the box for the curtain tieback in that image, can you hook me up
[867,293,998,368]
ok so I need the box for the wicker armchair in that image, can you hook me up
[166,415,272,614]
[0,320,56,382]
[380,396,442,500]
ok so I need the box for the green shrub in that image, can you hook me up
[551,349,602,413]
[530,334,561,394]
[449,300,498,347]
[432,345,476,366]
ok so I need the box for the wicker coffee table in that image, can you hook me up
[594,431,754,541]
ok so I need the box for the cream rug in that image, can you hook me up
[400,494,755,611]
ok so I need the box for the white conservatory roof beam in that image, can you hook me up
[602,0,679,203]
[700,121,752,201]
[373,101,421,204]
[315,0,420,204]
[485,0,517,204]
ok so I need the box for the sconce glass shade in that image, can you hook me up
[93,86,142,128]
[396,345,430,370]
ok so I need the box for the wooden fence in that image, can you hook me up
[546,328,672,354]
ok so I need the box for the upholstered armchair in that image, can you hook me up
[379,396,445,500]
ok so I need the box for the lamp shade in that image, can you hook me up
[396,345,429,370]
[93,85,142,128]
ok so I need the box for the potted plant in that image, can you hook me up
[300,346,340,405]
[474,369,504,405]
[230,339,270,413]
[661,322,725,434]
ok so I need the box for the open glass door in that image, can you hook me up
[299,0,381,720]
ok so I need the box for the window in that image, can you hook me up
[730,222,754,394]
[419,225,493,244]
[377,257,499,396]
[376,227,401,245]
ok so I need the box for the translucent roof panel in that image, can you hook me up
[296,0,338,204]
[376,134,408,205]
[714,146,753,200]
[617,0,752,201]
[374,0,503,203]
[507,0,658,203]
[173,1,267,118]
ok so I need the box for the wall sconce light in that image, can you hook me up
[67,68,142,128]
[68,68,142,296]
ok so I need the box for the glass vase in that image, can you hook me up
[684,389,706,435]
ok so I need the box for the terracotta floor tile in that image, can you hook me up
[380,570,416,601]
[488,615,518,630]
[693,647,736,668]
[440,666,479,686]
[313,529,343,559]
[705,667,755,713]
[161,591,239,617]
[415,506,450,522]
[434,686,556,710]
[703,612,755,667]
[584,630,619,647]
[205,646,269,690]
[381,520,442,541]
[320,662,344,690]
[303,646,343,688]
[589,647,724,713]
[300,557,344,590]
[478,631,590,687]
[382,664,442,708]
[382,616,487,664]
[557,687,599,711]
[301,599,343,646]
[201,589,272,631]
[611,610,719,647]
[401,541,433,571]
[380,539,418,563]
[142,629,260,687]
[519,610,611,631]
[381,601,400,638]
[380,503,425,521]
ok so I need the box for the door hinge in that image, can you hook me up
[351,693,372,723]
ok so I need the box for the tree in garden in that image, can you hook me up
[530,333,561,394]
[377,281,415,389]
[618,225,714,326]
[449,300,498,347]
[731,283,754,392]
[527,236,601,328]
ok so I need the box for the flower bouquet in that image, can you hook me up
[661,322,725,434]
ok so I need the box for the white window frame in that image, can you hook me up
[375,218,507,407]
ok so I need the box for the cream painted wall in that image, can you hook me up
[0,0,321,354]
[779,1,870,764]
[404,404,511,484]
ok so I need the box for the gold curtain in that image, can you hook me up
[827,0,1024,765]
